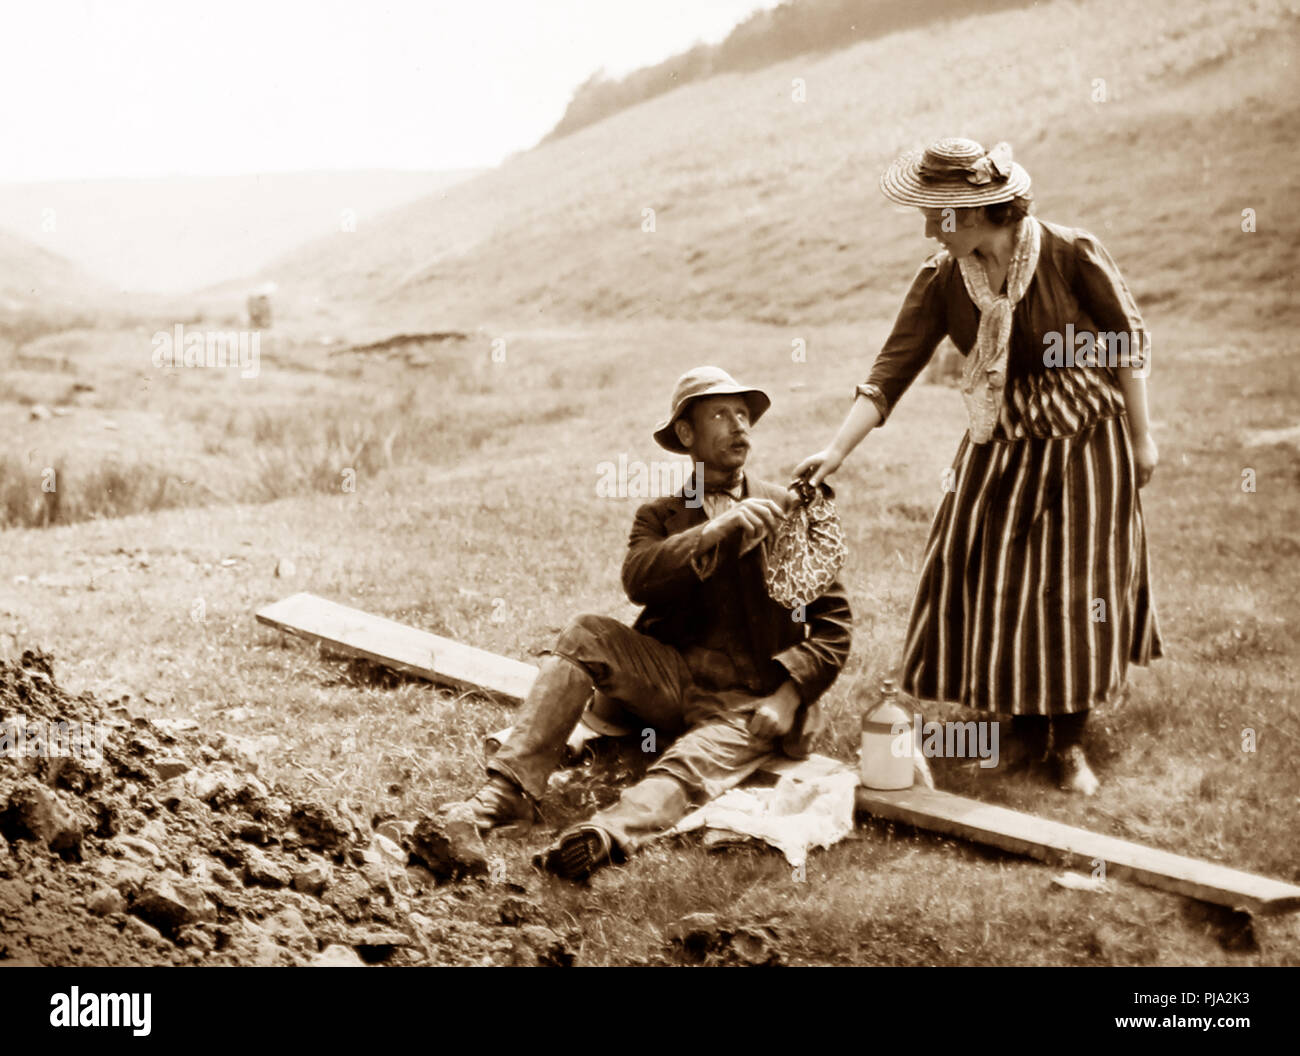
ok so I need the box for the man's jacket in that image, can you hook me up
[620,473,852,715]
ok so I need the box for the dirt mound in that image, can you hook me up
[0,649,574,966]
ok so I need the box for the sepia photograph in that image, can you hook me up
[1,0,1297,1005]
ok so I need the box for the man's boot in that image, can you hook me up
[467,653,595,833]
[464,774,539,834]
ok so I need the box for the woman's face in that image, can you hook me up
[922,206,986,258]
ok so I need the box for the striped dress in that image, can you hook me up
[858,220,1163,715]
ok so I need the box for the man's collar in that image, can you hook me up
[683,464,747,500]
[703,469,745,498]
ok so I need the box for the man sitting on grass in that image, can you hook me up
[456,365,853,882]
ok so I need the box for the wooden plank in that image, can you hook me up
[255,592,539,703]
[856,784,1300,916]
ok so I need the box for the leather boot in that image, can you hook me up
[488,654,593,800]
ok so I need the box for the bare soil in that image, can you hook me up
[0,648,578,966]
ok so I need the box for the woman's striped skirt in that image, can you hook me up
[899,410,1163,715]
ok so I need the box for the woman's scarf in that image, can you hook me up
[955,215,1041,443]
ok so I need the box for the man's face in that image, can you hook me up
[675,394,752,471]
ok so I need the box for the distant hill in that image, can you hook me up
[0,169,480,295]
[0,230,114,346]
[265,0,1300,340]
[0,230,105,304]
[542,0,1036,143]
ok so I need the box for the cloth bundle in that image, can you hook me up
[763,480,847,609]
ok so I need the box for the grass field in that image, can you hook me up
[2,0,1298,964]
[3,309,1298,964]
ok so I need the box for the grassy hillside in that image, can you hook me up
[266,0,1299,341]
[542,0,1037,143]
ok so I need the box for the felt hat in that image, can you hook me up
[880,138,1032,209]
[653,366,771,453]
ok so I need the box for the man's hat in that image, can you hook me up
[653,366,771,453]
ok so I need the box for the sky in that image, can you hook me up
[0,0,782,183]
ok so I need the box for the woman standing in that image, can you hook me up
[795,138,1163,794]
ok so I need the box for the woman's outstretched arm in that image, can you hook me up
[793,395,883,487]
[794,254,949,486]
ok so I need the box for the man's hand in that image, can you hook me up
[748,680,802,741]
[701,496,785,550]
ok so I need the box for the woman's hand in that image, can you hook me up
[792,448,845,488]
[1133,433,1158,488]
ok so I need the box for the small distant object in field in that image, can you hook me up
[247,289,274,329]
[1243,423,1300,449]
[1051,871,1109,893]
[341,331,470,365]
[925,339,962,387]
[29,403,52,420]
[275,557,297,579]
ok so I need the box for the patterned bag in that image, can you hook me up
[763,481,848,609]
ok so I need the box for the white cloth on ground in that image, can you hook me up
[665,754,860,870]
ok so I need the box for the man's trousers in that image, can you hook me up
[488,613,782,854]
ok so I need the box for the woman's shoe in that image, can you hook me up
[1056,745,1100,796]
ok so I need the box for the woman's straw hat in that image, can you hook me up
[880,138,1031,208]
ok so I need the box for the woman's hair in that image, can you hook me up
[980,194,1034,227]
